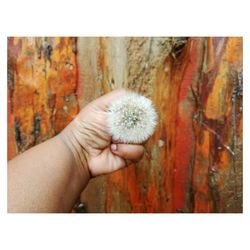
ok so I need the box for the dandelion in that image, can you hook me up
[107,92,158,143]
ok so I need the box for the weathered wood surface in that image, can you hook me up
[8,37,243,213]
[8,37,79,159]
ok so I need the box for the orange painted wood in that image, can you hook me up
[8,37,243,213]
[8,37,79,160]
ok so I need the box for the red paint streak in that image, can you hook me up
[192,129,212,213]
[173,39,200,212]
[174,111,194,212]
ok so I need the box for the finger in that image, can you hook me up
[110,144,144,161]
[94,88,129,110]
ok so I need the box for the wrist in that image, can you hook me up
[57,121,91,184]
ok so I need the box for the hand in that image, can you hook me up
[59,89,145,178]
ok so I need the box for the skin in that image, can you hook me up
[8,89,144,213]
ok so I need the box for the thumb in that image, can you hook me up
[110,143,144,162]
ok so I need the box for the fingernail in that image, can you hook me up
[111,144,117,151]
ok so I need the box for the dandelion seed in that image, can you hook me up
[107,92,158,143]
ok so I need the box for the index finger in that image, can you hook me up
[93,88,129,111]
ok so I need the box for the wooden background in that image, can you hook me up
[8,37,243,213]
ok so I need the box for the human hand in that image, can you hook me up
[59,89,145,179]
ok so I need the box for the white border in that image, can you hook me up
[0,0,249,250]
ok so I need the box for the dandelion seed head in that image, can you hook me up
[107,92,158,143]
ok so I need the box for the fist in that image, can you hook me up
[61,89,145,177]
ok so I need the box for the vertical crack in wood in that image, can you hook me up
[14,118,24,152]
[33,113,41,144]
[231,69,243,154]
[230,68,243,211]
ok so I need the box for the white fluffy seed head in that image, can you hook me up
[107,92,158,143]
